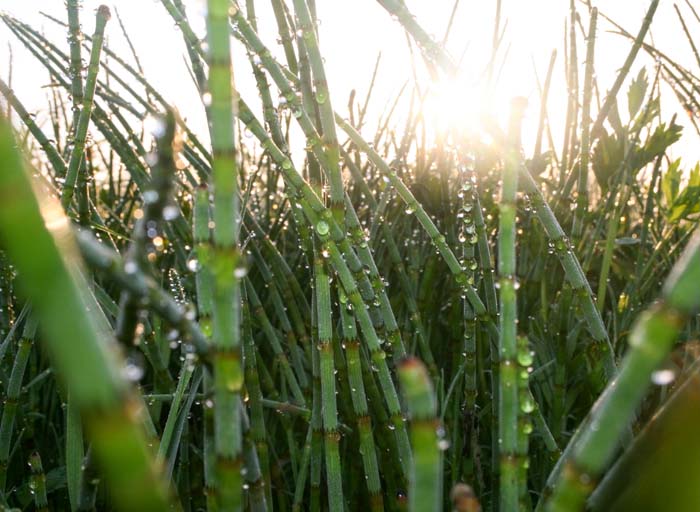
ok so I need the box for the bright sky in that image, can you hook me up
[1,0,698,162]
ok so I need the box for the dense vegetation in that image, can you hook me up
[0,0,699,510]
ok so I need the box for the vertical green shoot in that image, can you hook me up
[314,256,344,510]
[498,98,527,510]
[572,8,597,238]
[399,358,441,512]
[206,1,243,509]
[61,5,110,209]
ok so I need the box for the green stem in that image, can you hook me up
[0,114,172,511]
[313,255,344,511]
[545,229,700,511]
[572,8,597,239]
[498,99,526,511]
[207,1,243,509]
[0,315,36,490]
[29,452,48,512]
[61,5,110,209]
[398,358,441,511]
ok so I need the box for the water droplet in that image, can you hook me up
[163,205,179,220]
[651,368,676,385]
[517,351,533,367]
[122,359,144,382]
[520,395,535,413]
[316,221,330,236]
[144,114,166,137]
[187,257,200,272]
[143,190,159,204]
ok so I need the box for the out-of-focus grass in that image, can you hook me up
[0,0,698,511]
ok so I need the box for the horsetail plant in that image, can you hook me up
[497,97,527,511]
[571,7,598,239]
[290,0,345,224]
[28,451,48,512]
[313,255,344,511]
[0,116,171,510]
[66,0,84,139]
[545,229,700,511]
[61,5,110,209]
[338,295,384,510]
[1,0,699,510]
[0,313,36,490]
[399,357,441,512]
[205,0,244,509]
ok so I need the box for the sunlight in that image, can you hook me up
[422,76,485,138]
[418,68,538,151]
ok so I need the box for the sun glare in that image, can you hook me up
[422,77,484,137]
[418,69,538,151]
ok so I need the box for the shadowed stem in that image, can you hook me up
[498,98,526,511]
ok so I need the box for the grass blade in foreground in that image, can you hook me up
[0,118,171,510]
[399,357,441,512]
[588,362,700,511]
[545,229,700,511]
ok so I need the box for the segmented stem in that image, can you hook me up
[497,98,526,511]
[546,229,700,511]
[399,358,441,511]
[0,114,171,511]
[0,315,36,490]
[206,1,243,509]
[61,5,110,209]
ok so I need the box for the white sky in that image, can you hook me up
[0,0,698,162]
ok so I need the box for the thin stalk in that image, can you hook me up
[572,8,597,239]
[399,358,441,511]
[498,98,526,511]
[0,78,67,176]
[0,314,36,490]
[29,452,48,512]
[0,115,172,510]
[206,1,243,509]
[589,0,659,139]
[339,294,384,510]
[291,0,345,223]
[244,279,306,405]
[156,362,195,464]
[520,169,616,385]
[66,393,84,512]
[61,6,110,209]
[313,255,344,511]
[66,0,84,134]
[242,301,272,509]
[545,229,700,511]
[375,0,456,73]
